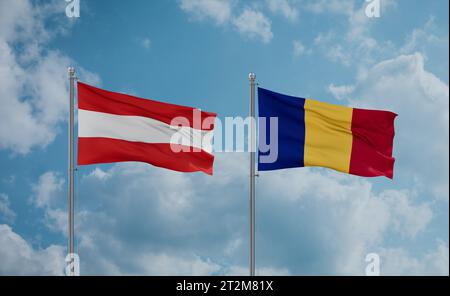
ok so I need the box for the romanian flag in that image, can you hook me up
[258,88,397,179]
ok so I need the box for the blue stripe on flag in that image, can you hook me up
[258,88,306,170]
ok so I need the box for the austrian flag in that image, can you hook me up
[77,82,216,175]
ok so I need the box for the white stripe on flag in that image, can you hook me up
[78,109,213,153]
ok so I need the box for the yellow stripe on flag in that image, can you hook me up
[304,99,353,174]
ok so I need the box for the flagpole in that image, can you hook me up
[68,67,76,276]
[249,72,256,276]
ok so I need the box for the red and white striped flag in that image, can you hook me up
[77,82,216,175]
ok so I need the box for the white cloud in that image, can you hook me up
[0,193,16,223]
[305,0,396,18]
[141,38,151,49]
[258,169,432,239]
[31,171,64,209]
[0,0,42,42]
[292,40,306,57]
[311,0,396,68]
[28,171,68,235]
[0,151,446,275]
[0,224,64,275]
[305,0,354,15]
[401,17,448,54]
[379,241,449,275]
[331,53,449,201]
[313,32,355,66]
[257,167,442,275]
[267,0,298,22]
[27,151,439,275]
[422,241,450,275]
[400,17,449,81]
[179,0,232,24]
[89,167,111,180]
[325,51,448,270]
[328,83,355,100]
[136,253,221,275]
[382,190,432,239]
[45,208,68,235]
[37,155,288,275]
[224,265,290,276]
[179,1,274,43]
[0,40,55,153]
[0,0,99,154]
[233,8,273,43]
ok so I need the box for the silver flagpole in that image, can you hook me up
[68,67,76,276]
[249,72,256,276]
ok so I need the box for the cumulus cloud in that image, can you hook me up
[325,52,449,269]
[267,0,298,22]
[0,40,55,153]
[136,253,221,275]
[0,224,64,275]
[0,0,98,154]
[381,190,432,238]
[19,150,440,275]
[73,156,248,274]
[31,171,65,209]
[293,40,306,57]
[225,265,290,276]
[305,0,354,15]
[401,17,449,56]
[179,0,232,25]
[256,167,439,275]
[23,155,286,275]
[1,149,446,275]
[330,53,449,201]
[328,84,355,100]
[179,0,273,43]
[29,171,67,234]
[379,241,449,275]
[0,193,16,223]
[400,17,449,80]
[311,0,396,68]
[233,8,273,43]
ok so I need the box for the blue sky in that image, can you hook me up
[0,0,448,275]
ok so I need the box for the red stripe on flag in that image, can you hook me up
[349,108,397,179]
[77,82,216,131]
[78,137,214,175]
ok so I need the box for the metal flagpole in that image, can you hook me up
[249,72,256,276]
[68,67,76,276]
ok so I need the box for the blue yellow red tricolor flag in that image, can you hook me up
[258,88,397,179]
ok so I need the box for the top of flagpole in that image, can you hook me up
[68,67,75,77]
[248,72,256,82]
